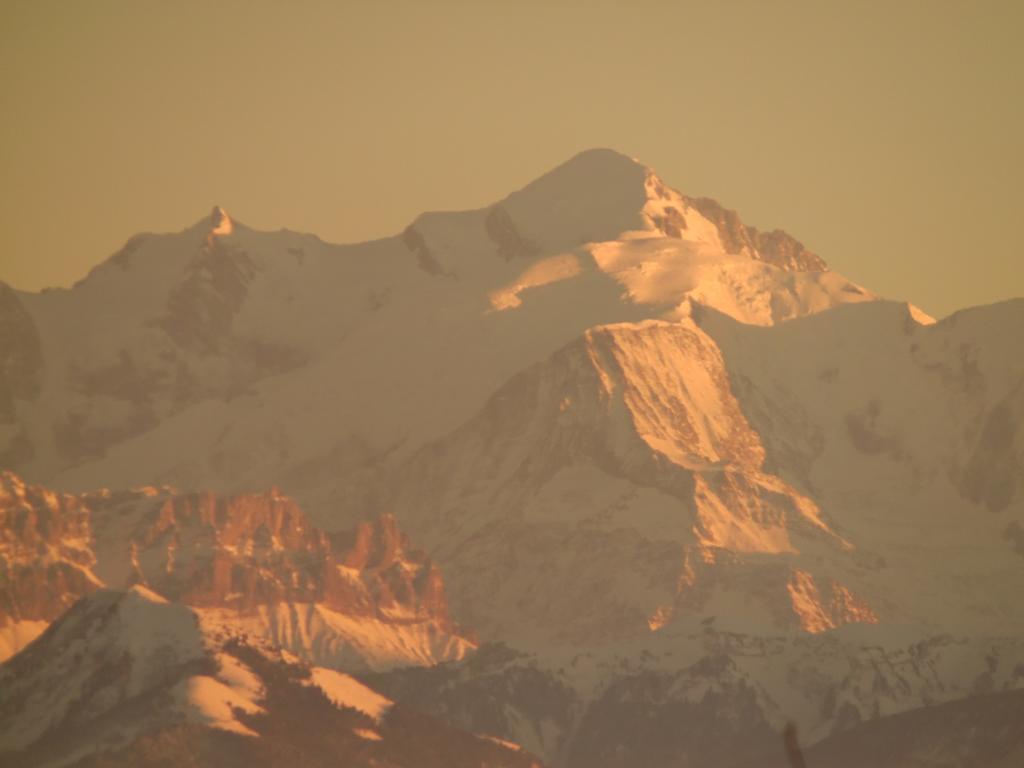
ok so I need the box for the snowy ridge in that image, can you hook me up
[3,149,883,516]
[0,587,537,768]
[0,587,206,754]
[198,602,472,672]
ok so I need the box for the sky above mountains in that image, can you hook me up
[1,0,1021,319]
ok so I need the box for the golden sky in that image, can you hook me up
[1,0,1021,318]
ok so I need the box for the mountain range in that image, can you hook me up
[1,147,1022,766]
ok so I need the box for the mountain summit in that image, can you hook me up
[408,147,833,279]
[209,205,234,236]
[489,148,662,249]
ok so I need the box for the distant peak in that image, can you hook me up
[526,148,648,191]
[561,147,644,169]
[210,206,233,236]
[472,148,654,253]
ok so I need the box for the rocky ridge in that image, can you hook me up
[0,470,469,669]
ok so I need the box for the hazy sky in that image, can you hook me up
[1,0,1021,318]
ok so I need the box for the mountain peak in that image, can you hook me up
[476,148,666,255]
[544,146,646,175]
[511,147,649,205]
[209,205,233,236]
[506,150,828,272]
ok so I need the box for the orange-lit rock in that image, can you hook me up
[0,470,466,666]
[787,568,878,633]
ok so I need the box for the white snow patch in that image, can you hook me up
[0,620,49,663]
[307,667,392,722]
[176,674,263,737]
[216,653,264,702]
[488,253,583,310]
[197,603,473,671]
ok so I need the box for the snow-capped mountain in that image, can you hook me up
[373,297,1024,650]
[384,317,869,645]
[0,586,538,768]
[1,149,878,514]
[1,147,1022,767]
[0,471,470,669]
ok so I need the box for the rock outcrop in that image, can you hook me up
[0,471,467,667]
[684,196,828,271]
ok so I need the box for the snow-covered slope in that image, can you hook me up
[694,299,1024,632]
[0,471,471,668]
[353,298,1023,648]
[350,295,1024,766]
[2,149,879,517]
[384,318,871,646]
[0,587,539,768]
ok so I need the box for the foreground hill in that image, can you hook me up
[367,624,1024,766]
[0,587,538,768]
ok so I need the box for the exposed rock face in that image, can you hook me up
[685,196,828,271]
[786,568,878,633]
[402,224,447,276]
[649,204,688,238]
[959,382,1024,513]
[0,472,100,628]
[0,283,42,422]
[387,320,872,645]
[332,515,454,630]
[158,237,257,354]
[136,494,454,631]
[0,471,465,665]
[485,205,540,261]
